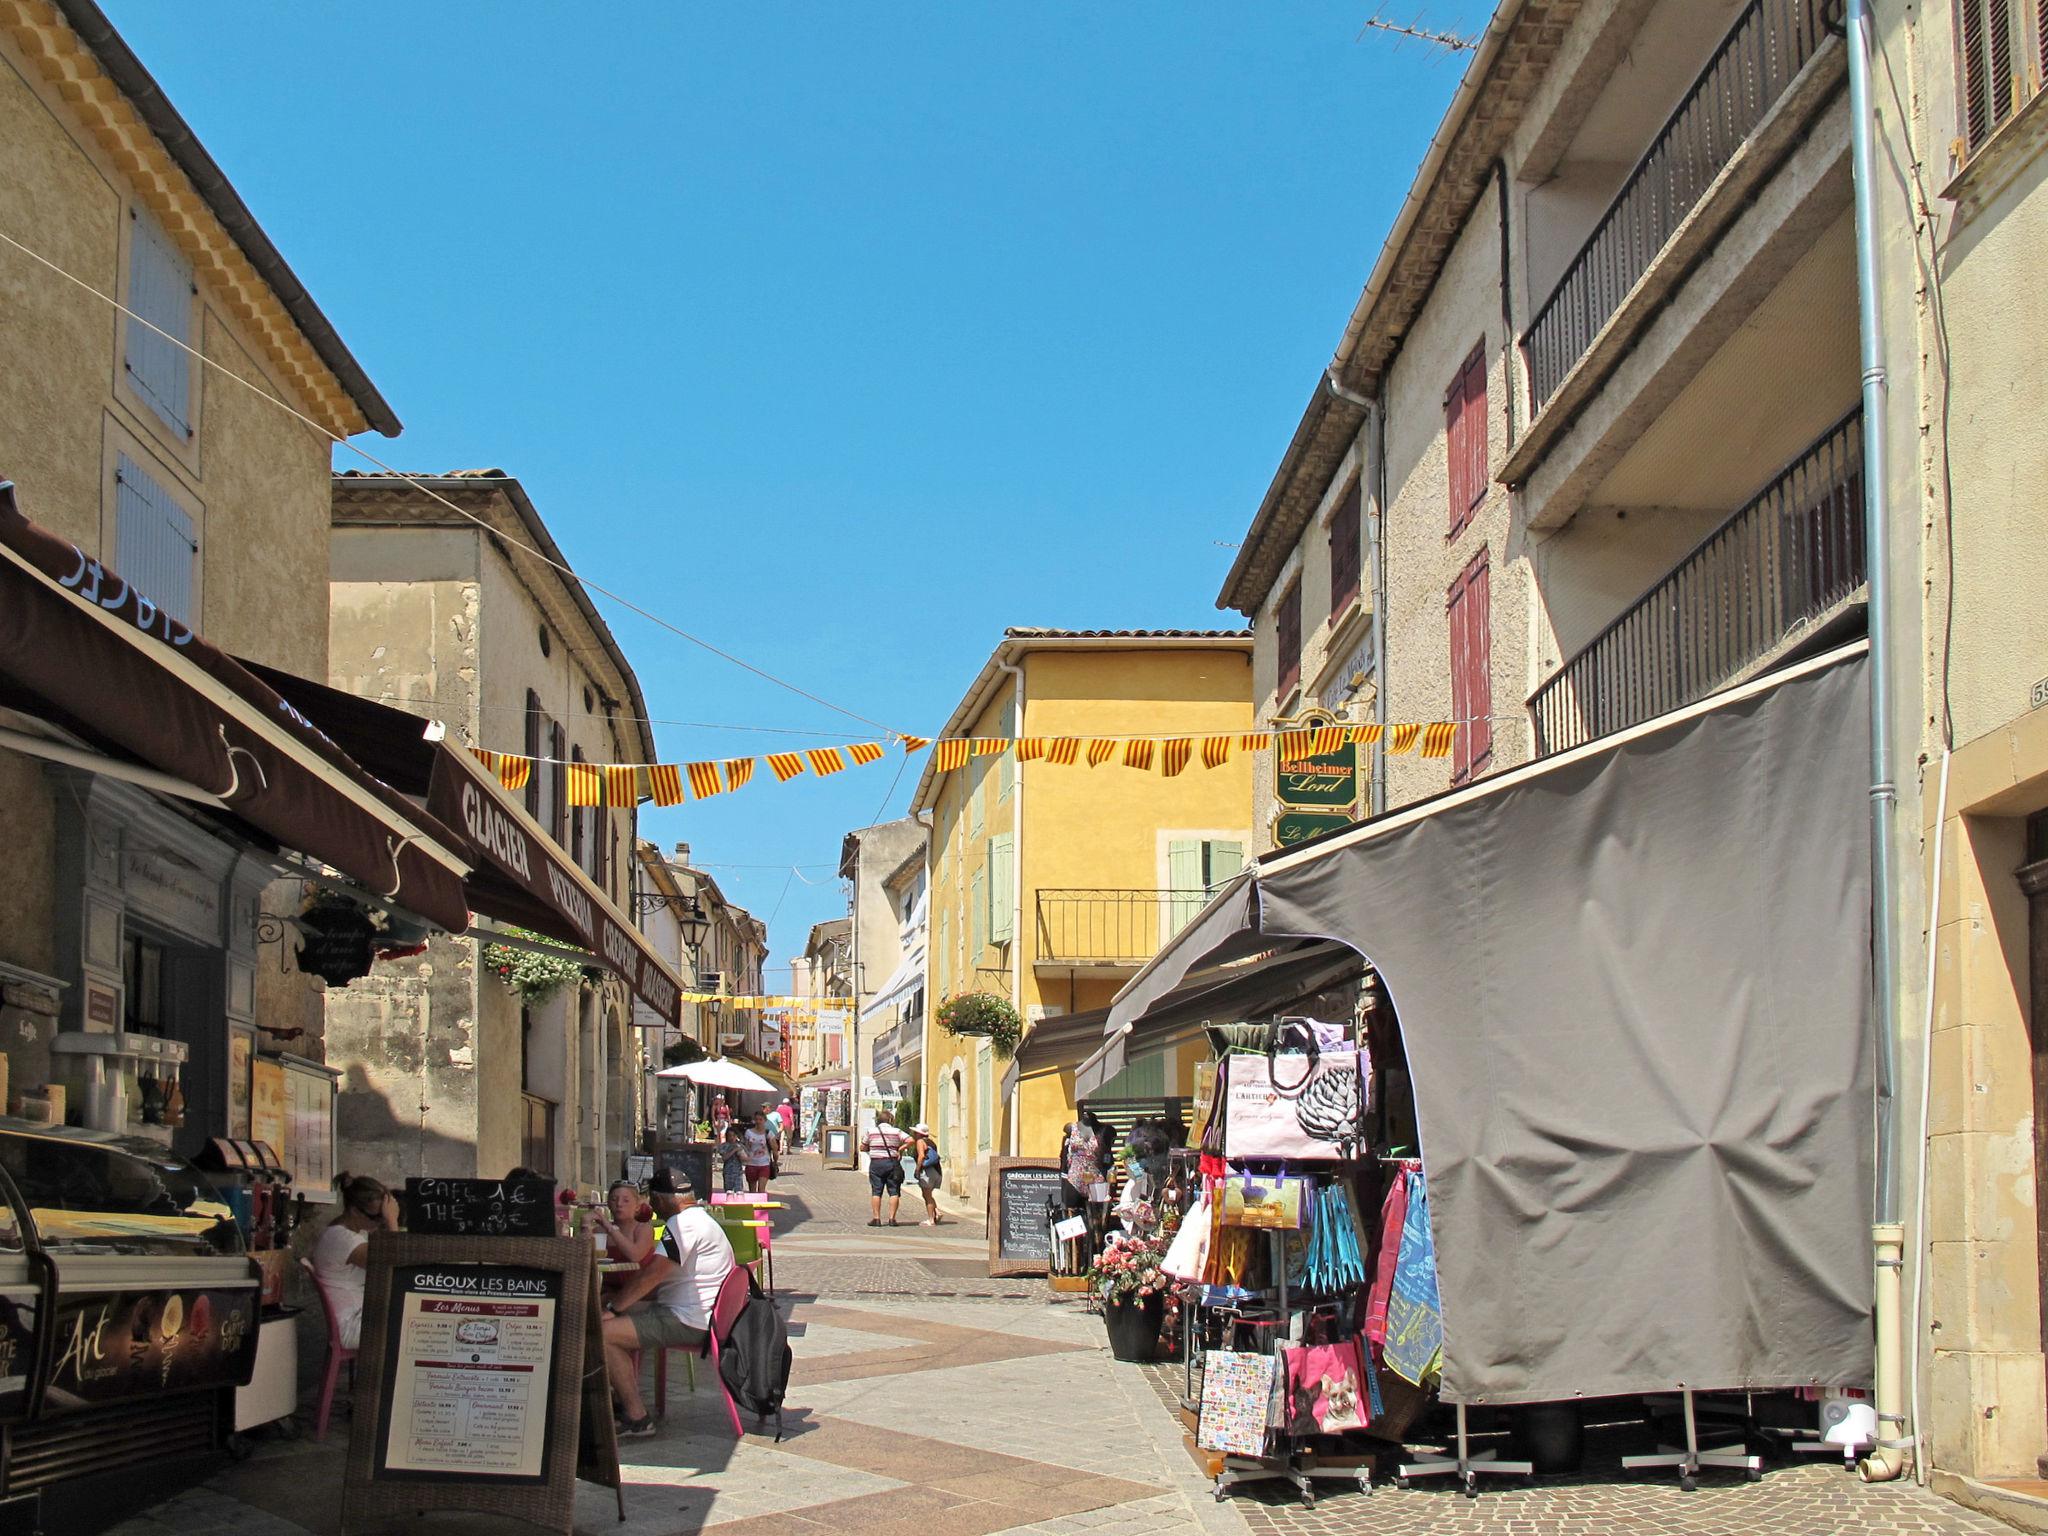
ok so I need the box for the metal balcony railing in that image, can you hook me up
[1523,0,1839,410]
[1530,409,1864,755]
[1035,889,1214,966]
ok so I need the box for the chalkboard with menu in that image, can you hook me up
[405,1178,558,1238]
[657,1144,713,1202]
[986,1158,1064,1278]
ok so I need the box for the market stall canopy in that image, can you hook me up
[656,1058,781,1095]
[243,663,683,1024]
[1108,641,1875,1407]
[0,481,471,931]
[999,1004,1111,1103]
[857,894,928,1026]
[1073,941,1363,1099]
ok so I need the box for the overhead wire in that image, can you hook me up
[0,224,900,738]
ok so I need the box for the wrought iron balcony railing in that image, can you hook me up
[1035,889,1214,967]
[1530,408,1864,756]
[1523,0,1839,410]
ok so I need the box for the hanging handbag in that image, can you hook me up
[1224,1049,1363,1160]
[1162,1191,1213,1280]
[1281,1338,1372,1436]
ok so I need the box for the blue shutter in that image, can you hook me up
[126,211,194,437]
[114,454,196,626]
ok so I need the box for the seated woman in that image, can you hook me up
[312,1171,399,1348]
[593,1180,653,1290]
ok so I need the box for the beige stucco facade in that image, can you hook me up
[0,1,392,1160]
[323,473,653,1191]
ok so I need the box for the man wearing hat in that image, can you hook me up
[599,1168,736,1437]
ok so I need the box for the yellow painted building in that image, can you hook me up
[913,629,1253,1201]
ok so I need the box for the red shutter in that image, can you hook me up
[1447,548,1493,783]
[570,746,587,868]
[1446,344,1489,535]
[1329,479,1362,614]
[1276,581,1302,698]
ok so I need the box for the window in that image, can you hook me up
[976,1041,993,1152]
[524,692,544,819]
[1959,1,2047,153]
[1167,839,1245,934]
[549,722,569,846]
[570,747,587,868]
[1447,548,1493,783]
[125,208,195,439]
[1328,477,1362,617]
[988,834,1014,945]
[114,454,196,626]
[1276,580,1302,699]
[1446,344,1489,535]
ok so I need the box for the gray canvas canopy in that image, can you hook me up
[1105,642,1875,1405]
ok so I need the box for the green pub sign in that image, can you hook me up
[1273,811,1353,848]
[1274,737,1359,811]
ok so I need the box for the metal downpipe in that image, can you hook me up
[1844,0,1909,1483]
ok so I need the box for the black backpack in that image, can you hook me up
[714,1270,792,1440]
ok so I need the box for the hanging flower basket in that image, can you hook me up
[482,927,586,1006]
[936,993,1022,1057]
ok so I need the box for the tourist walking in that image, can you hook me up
[907,1122,944,1226]
[742,1110,776,1193]
[864,1109,908,1227]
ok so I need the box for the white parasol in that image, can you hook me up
[654,1057,781,1095]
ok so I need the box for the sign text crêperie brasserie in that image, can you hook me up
[377,1263,561,1482]
[406,1178,558,1238]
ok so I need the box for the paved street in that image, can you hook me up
[108,1156,2018,1536]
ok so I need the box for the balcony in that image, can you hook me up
[1035,889,1212,969]
[1523,0,1841,413]
[1530,409,1863,755]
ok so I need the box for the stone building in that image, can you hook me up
[1215,0,2048,1505]
[323,470,653,1187]
[840,816,929,1122]
[0,0,397,1160]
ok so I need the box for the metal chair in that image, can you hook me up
[299,1258,359,1442]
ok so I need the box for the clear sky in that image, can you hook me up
[103,0,1492,975]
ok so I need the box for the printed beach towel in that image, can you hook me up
[1381,1176,1444,1386]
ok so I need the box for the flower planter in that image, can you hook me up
[1102,1292,1166,1363]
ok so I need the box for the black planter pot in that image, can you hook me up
[1103,1293,1166,1362]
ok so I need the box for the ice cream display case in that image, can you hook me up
[0,1119,258,1531]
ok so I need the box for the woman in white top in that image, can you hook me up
[741,1111,775,1193]
[311,1172,399,1348]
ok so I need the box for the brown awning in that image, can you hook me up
[239,663,684,1025]
[0,482,471,931]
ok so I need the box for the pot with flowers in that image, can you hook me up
[1089,1219,1176,1362]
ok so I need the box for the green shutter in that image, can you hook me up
[972,866,987,954]
[976,1042,993,1151]
[1167,839,1203,935]
[989,834,1014,944]
[970,774,985,839]
[1204,840,1245,891]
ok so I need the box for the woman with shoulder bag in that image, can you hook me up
[908,1123,945,1226]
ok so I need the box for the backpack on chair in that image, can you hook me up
[715,1268,793,1440]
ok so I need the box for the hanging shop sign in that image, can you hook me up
[1274,717,1360,811]
[1274,811,1353,848]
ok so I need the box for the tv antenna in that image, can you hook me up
[1357,6,1479,54]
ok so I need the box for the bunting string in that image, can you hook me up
[469,718,1466,808]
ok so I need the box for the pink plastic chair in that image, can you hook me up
[653,1263,753,1432]
[299,1259,359,1441]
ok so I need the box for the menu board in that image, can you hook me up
[986,1158,1063,1278]
[406,1178,559,1238]
[658,1145,713,1202]
[282,1056,338,1202]
[250,1057,287,1163]
[378,1264,560,1481]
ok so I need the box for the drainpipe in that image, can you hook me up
[1845,0,1908,1483]
[997,652,1025,1158]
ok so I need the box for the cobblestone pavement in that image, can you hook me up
[105,1156,2019,1535]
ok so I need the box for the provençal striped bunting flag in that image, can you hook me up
[465,718,1464,808]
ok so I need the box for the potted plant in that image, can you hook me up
[481,927,587,1006]
[1088,1217,1177,1362]
[935,992,1023,1057]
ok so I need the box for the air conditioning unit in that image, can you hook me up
[696,972,724,994]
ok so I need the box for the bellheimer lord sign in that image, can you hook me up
[1274,725,1358,812]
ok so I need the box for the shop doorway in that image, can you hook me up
[123,924,225,1159]
[2022,810,2048,1463]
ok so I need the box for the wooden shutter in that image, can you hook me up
[1961,0,2026,150]
[570,747,587,868]
[971,866,987,955]
[550,723,568,844]
[125,209,194,438]
[1448,549,1493,783]
[524,693,543,817]
[989,834,1014,944]
[1329,478,1362,614]
[976,1043,993,1150]
[113,454,196,626]
[1447,345,1488,533]
[1167,838,1203,936]
[1204,840,1245,890]
[1276,581,1302,697]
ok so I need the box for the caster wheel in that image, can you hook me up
[1213,1490,1225,1503]
[1746,1469,1762,1483]
[1394,1477,1410,1491]
[1359,1477,1373,1495]
[272,1416,304,1442]
[1463,1475,1479,1500]
[1678,1475,1697,1493]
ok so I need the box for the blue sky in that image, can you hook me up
[105,1,1490,974]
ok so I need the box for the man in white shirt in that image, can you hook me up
[601,1168,736,1436]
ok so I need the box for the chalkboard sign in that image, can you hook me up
[987,1158,1063,1278]
[657,1145,713,1202]
[405,1178,558,1238]
[822,1126,854,1169]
